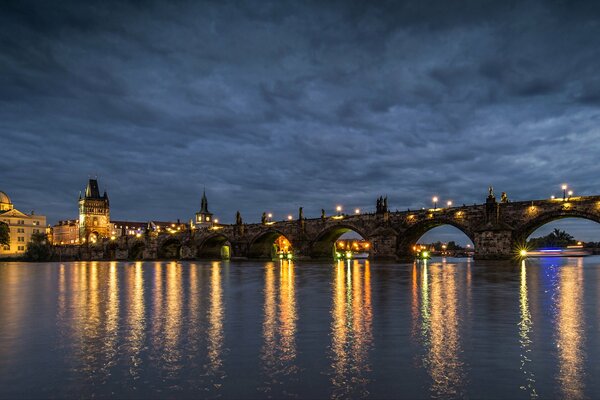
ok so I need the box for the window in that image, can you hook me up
[17,246,24,251]
[33,229,39,233]
[18,237,24,242]
[33,221,39,226]
[17,220,25,225]
[17,228,24,233]
[2,245,9,251]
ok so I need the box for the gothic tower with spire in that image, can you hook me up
[78,178,110,242]
[195,189,213,227]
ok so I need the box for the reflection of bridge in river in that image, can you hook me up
[71,193,600,261]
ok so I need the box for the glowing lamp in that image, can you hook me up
[519,249,528,257]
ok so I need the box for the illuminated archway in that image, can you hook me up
[311,225,370,260]
[198,234,232,260]
[248,230,293,260]
[88,231,100,244]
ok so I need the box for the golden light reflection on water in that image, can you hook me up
[330,260,372,399]
[260,260,298,393]
[420,261,464,398]
[556,259,585,399]
[125,262,145,381]
[163,262,183,376]
[207,261,225,384]
[519,261,537,397]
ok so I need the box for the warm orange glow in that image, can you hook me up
[275,235,292,253]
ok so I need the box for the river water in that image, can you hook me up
[0,257,599,399]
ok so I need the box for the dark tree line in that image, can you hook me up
[0,222,9,246]
[527,229,577,249]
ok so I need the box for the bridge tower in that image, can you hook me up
[194,189,213,227]
[78,178,110,243]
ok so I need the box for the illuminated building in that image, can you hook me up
[78,179,110,243]
[51,219,79,245]
[194,189,214,227]
[0,191,46,257]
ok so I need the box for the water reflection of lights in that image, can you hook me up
[260,260,298,394]
[556,259,585,399]
[421,262,464,398]
[329,260,372,399]
[164,262,183,376]
[519,261,537,397]
[125,262,145,382]
[207,261,225,381]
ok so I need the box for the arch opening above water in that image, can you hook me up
[408,224,475,258]
[197,234,232,260]
[158,238,182,260]
[248,230,293,260]
[524,217,600,252]
[311,225,370,260]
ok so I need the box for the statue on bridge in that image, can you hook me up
[488,186,495,200]
[501,192,509,203]
[236,211,243,225]
[376,196,388,214]
[261,212,267,224]
[299,207,304,220]
[321,209,326,220]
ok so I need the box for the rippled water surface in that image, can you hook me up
[1,258,600,399]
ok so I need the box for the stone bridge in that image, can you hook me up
[63,193,600,261]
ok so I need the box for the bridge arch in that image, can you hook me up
[197,233,232,260]
[310,223,370,259]
[128,240,145,261]
[247,229,294,259]
[514,209,600,243]
[158,237,182,260]
[397,218,475,257]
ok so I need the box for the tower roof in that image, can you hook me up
[200,189,209,213]
[85,179,101,199]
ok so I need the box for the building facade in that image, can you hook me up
[51,219,79,245]
[78,179,110,243]
[0,191,46,257]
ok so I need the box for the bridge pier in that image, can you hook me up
[473,229,513,260]
[369,233,398,261]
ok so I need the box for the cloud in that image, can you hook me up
[1,0,600,242]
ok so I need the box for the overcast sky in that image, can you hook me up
[2,1,600,242]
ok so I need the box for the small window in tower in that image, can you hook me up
[206,217,210,222]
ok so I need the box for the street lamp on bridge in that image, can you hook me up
[447,200,452,208]
[432,196,438,210]
[562,184,567,201]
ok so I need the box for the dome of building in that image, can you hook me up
[0,191,11,205]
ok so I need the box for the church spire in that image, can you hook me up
[200,189,209,213]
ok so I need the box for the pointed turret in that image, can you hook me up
[200,189,209,213]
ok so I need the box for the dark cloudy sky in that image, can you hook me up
[2,0,600,242]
